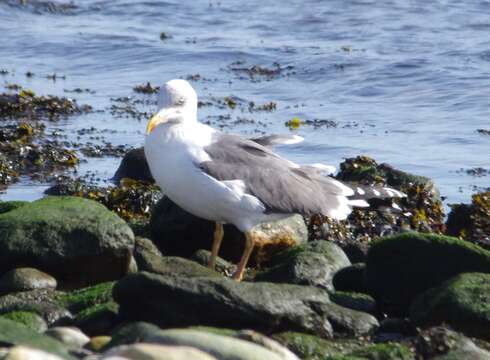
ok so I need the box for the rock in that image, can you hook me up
[135,254,220,278]
[0,268,57,294]
[0,311,47,332]
[4,346,64,360]
[74,301,119,336]
[414,326,490,360]
[58,282,115,313]
[114,272,378,338]
[0,289,72,327]
[86,336,111,352]
[148,329,285,360]
[272,331,361,360]
[235,330,299,360]
[446,190,490,249]
[0,318,74,359]
[365,232,490,314]
[45,327,90,348]
[191,249,237,276]
[410,273,490,340]
[104,343,217,360]
[329,291,377,316]
[150,197,307,265]
[348,343,414,360]
[134,237,163,261]
[332,263,367,293]
[113,147,154,184]
[255,241,350,291]
[0,196,134,286]
[104,322,162,350]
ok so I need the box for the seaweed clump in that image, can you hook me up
[0,88,90,120]
[446,190,490,249]
[45,178,162,222]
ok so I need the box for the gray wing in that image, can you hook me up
[199,133,354,217]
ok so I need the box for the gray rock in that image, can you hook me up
[0,196,135,286]
[255,241,351,291]
[236,330,299,360]
[45,327,90,348]
[103,343,218,360]
[103,322,162,350]
[329,291,377,316]
[150,197,307,265]
[136,254,220,278]
[191,249,237,276]
[0,268,57,294]
[5,346,64,360]
[114,272,378,337]
[148,329,285,360]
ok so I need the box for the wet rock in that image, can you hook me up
[272,331,362,360]
[410,273,490,340]
[113,147,154,184]
[136,255,220,278]
[0,289,72,326]
[0,268,57,294]
[74,301,119,336]
[0,318,74,359]
[106,343,218,360]
[0,196,134,286]
[446,190,490,249]
[255,241,350,291]
[113,272,378,337]
[332,263,367,293]
[150,197,307,265]
[45,327,90,348]
[191,249,237,276]
[414,326,490,360]
[0,310,47,332]
[104,322,162,350]
[329,291,377,316]
[365,232,490,315]
[45,179,162,222]
[147,329,285,360]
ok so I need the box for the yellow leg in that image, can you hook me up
[233,231,255,281]
[208,222,224,270]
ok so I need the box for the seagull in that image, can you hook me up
[144,79,404,281]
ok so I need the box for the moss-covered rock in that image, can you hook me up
[329,291,377,316]
[365,232,490,314]
[0,196,134,286]
[0,200,28,214]
[103,321,162,350]
[58,281,114,313]
[0,317,74,359]
[410,273,490,339]
[272,331,361,360]
[74,301,119,336]
[255,241,350,291]
[0,310,47,332]
[446,190,490,249]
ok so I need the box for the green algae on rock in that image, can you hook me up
[365,232,490,315]
[410,273,490,340]
[0,310,47,333]
[59,282,115,313]
[0,196,134,286]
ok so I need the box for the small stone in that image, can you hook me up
[5,346,64,360]
[87,335,112,352]
[0,268,57,294]
[45,326,90,348]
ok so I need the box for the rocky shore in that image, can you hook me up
[0,84,489,359]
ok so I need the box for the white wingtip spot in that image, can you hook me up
[349,199,370,208]
[281,135,304,144]
[383,187,406,198]
[356,187,365,195]
[372,189,380,196]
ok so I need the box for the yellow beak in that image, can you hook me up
[146,114,159,135]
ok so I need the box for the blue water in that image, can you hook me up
[0,0,489,206]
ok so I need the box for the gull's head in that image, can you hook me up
[157,79,197,110]
[146,79,198,135]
